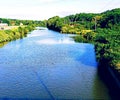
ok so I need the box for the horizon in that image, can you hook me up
[0,0,120,20]
[1,7,120,21]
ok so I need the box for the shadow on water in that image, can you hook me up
[70,43,97,67]
[93,71,111,100]
[97,65,120,100]
[0,28,112,99]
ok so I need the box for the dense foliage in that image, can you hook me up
[47,8,120,73]
[0,25,35,43]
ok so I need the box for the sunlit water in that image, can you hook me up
[0,28,110,99]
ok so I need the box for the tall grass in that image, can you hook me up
[0,25,35,43]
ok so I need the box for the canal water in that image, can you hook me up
[0,28,110,99]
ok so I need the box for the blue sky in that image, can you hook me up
[0,0,120,20]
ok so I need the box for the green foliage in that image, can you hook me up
[0,25,35,43]
[0,17,46,43]
[74,35,86,43]
[99,8,120,28]
[83,32,96,42]
[0,18,46,27]
[47,16,64,32]
[95,28,120,70]
[46,8,120,72]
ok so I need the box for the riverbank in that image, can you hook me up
[46,8,120,99]
[46,8,120,71]
[0,25,35,43]
[46,27,120,99]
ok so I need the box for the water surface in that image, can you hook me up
[0,28,110,99]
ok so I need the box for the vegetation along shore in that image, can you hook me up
[46,8,120,97]
[0,18,46,43]
[0,8,120,97]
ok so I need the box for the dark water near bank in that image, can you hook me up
[0,28,110,99]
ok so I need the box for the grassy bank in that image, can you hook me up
[0,25,35,43]
[0,17,46,44]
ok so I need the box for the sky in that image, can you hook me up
[0,0,120,20]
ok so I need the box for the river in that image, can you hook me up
[0,28,110,99]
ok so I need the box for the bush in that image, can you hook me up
[0,25,35,43]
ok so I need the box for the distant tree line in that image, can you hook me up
[0,18,46,27]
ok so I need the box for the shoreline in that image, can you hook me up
[0,25,35,43]
[0,27,120,99]
[47,27,120,99]
[98,64,120,99]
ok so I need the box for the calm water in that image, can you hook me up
[0,28,110,99]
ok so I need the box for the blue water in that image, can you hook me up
[0,28,110,99]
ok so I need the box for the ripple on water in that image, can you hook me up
[0,28,110,99]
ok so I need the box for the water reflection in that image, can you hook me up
[0,28,110,99]
[36,38,75,45]
[93,73,110,100]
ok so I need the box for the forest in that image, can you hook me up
[47,8,120,78]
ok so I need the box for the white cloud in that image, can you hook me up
[0,0,119,20]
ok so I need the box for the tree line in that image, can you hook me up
[46,8,120,76]
[0,18,46,26]
[0,8,120,77]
